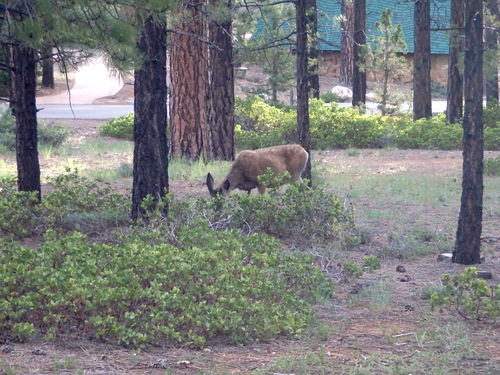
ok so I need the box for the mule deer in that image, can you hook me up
[206,144,308,197]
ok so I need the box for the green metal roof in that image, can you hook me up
[317,0,450,54]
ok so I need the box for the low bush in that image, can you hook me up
[485,155,500,176]
[0,226,333,347]
[164,179,357,250]
[235,96,469,151]
[99,113,134,140]
[0,169,130,238]
[0,108,69,151]
[431,267,500,323]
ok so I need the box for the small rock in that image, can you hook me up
[437,253,485,263]
[152,359,169,369]
[396,265,406,273]
[31,348,47,356]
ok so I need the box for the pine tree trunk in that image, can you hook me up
[296,0,312,183]
[340,0,354,85]
[485,0,499,107]
[170,0,211,160]
[447,0,464,124]
[413,0,432,120]
[41,47,55,89]
[453,0,483,265]
[8,44,41,201]
[208,0,235,161]
[352,0,366,107]
[307,0,319,100]
[131,15,169,221]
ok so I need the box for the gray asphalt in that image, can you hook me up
[37,104,133,120]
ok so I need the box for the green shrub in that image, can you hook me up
[319,92,339,103]
[38,122,70,148]
[431,267,500,322]
[0,178,40,239]
[0,227,333,347]
[0,109,68,151]
[99,113,134,140]
[0,109,16,151]
[200,180,356,249]
[0,169,130,238]
[484,155,500,176]
[41,168,130,233]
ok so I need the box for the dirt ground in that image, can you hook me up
[2,118,500,373]
[1,75,499,374]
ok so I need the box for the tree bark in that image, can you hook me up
[296,0,313,183]
[131,14,169,221]
[340,0,354,85]
[453,0,483,265]
[41,47,55,89]
[413,0,432,120]
[485,0,499,107]
[170,0,211,160]
[208,0,235,161]
[352,0,366,107]
[447,0,464,124]
[8,44,41,201]
[307,0,319,100]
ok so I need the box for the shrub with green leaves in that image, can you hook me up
[0,177,40,239]
[41,168,131,233]
[0,108,69,151]
[235,96,470,151]
[99,113,134,140]
[430,267,500,322]
[0,169,130,238]
[484,156,500,176]
[0,227,333,347]
[200,180,356,249]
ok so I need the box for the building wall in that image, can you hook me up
[319,51,449,85]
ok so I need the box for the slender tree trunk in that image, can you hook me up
[307,0,319,100]
[208,0,235,161]
[413,0,432,120]
[8,44,41,201]
[131,15,169,221]
[296,0,313,183]
[352,0,366,107]
[170,0,211,160]
[447,0,464,124]
[485,0,499,107]
[453,0,483,265]
[340,0,354,85]
[41,47,55,89]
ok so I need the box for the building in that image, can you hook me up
[317,0,451,84]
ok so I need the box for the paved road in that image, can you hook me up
[37,104,133,120]
[35,56,133,120]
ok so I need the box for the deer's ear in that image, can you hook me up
[223,179,231,191]
[207,173,215,193]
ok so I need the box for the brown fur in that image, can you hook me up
[207,145,309,197]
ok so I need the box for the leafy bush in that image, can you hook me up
[99,113,134,140]
[0,108,68,151]
[0,227,333,347]
[235,96,470,151]
[41,168,131,233]
[0,178,40,239]
[431,267,500,322]
[38,122,70,148]
[197,180,356,249]
[0,109,16,151]
[0,169,130,238]
[484,156,500,176]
